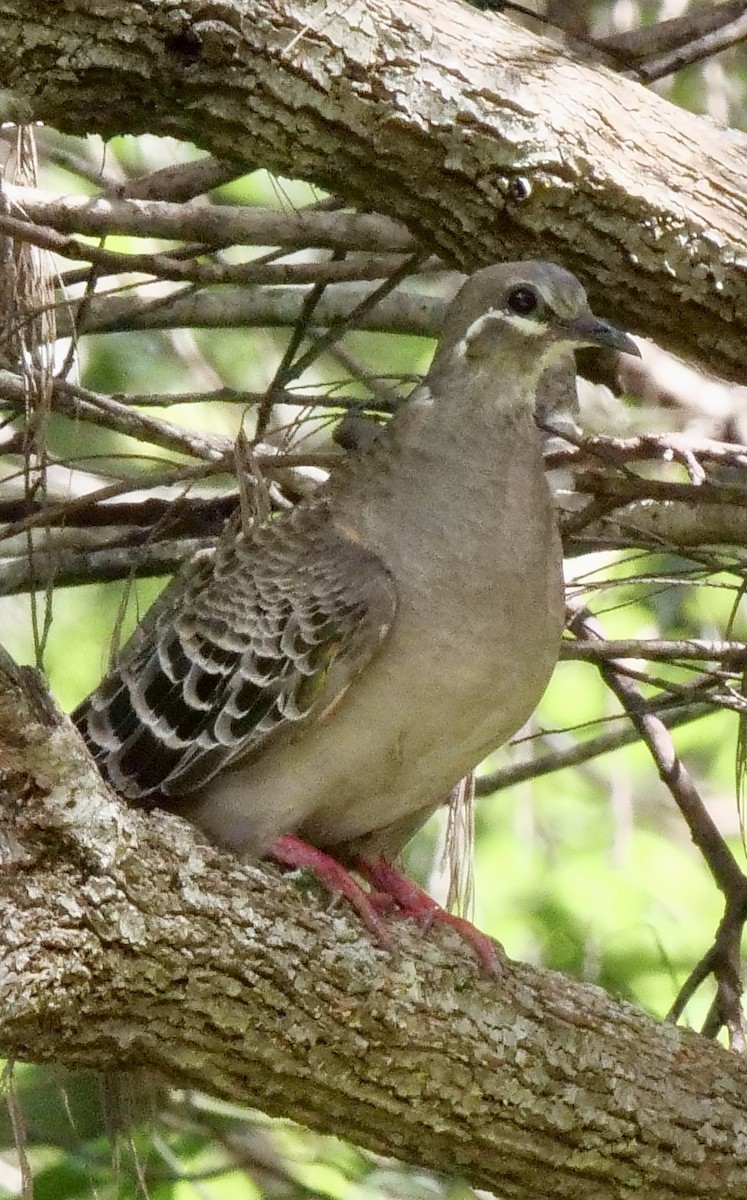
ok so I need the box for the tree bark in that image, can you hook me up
[1,651,746,1200]
[0,0,744,381]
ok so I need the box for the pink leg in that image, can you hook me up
[268,834,393,948]
[356,856,503,977]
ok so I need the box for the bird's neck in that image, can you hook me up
[328,369,544,538]
[425,354,538,424]
[326,375,556,641]
[389,367,534,455]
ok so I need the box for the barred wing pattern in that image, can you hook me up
[73,502,397,803]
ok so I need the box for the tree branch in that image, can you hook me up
[1,649,746,1199]
[567,609,747,1043]
[0,0,745,379]
[4,187,419,255]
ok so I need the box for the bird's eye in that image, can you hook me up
[507,286,539,316]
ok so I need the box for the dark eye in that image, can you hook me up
[507,286,539,316]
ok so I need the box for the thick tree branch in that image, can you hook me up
[0,651,746,1200]
[0,0,745,380]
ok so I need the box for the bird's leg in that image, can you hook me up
[268,835,394,948]
[267,838,502,974]
[355,856,503,977]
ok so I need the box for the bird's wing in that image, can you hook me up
[73,501,397,802]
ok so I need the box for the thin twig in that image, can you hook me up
[546,433,747,474]
[569,608,745,899]
[561,638,747,665]
[568,607,747,1039]
[476,700,716,795]
[0,211,426,287]
[0,368,233,462]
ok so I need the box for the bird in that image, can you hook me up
[73,261,639,969]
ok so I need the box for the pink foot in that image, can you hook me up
[268,835,393,948]
[356,856,503,977]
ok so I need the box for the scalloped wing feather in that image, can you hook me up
[73,502,397,802]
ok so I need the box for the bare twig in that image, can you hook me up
[0,210,428,288]
[0,538,214,595]
[568,607,747,1042]
[561,638,747,665]
[6,186,419,254]
[0,461,229,544]
[256,246,350,438]
[110,156,248,202]
[0,368,233,463]
[547,432,747,475]
[476,699,717,795]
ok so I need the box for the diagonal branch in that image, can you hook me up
[0,0,746,379]
[568,608,747,1042]
[0,646,746,1200]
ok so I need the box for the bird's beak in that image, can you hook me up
[566,314,641,357]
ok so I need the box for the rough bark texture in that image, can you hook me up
[0,0,744,381]
[1,653,746,1200]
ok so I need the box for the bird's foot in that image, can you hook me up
[268,834,394,948]
[268,838,501,975]
[356,856,503,977]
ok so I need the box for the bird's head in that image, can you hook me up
[428,260,640,402]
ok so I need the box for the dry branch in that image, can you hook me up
[4,188,419,255]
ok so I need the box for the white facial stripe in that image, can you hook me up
[457,308,547,357]
[502,312,547,336]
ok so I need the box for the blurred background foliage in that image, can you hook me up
[0,0,746,1196]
